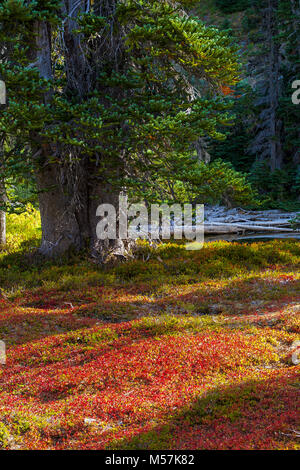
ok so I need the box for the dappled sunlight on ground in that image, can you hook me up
[0,232,299,449]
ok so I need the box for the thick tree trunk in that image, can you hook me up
[0,178,7,247]
[37,162,85,256]
[33,17,85,257]
[33,2,129,259]
[37,161,129,259]
[88,178,130,261]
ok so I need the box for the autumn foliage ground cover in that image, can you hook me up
[0,210,299,450]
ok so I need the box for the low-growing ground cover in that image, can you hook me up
[0,210,299,449]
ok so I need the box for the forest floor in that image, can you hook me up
[0,209,299,450]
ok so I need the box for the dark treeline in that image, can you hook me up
[203,0,300,205]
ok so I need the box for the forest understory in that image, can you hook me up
[0,210,299,450]
[0,0,300,452]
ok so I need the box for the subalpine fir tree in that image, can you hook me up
[277,0,300,193]
[0,0,240,258]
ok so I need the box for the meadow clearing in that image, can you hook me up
[0,209,299,450]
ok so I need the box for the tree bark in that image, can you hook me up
[268,0,284,171]
[37,162,129,259]
[0,178,7,247]
[290,0,300,59]
[37,162,85,256]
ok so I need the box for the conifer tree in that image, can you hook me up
[0,0,240,258]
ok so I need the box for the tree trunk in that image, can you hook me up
[88,178,130,262]
[32,2,130,260]
[195,138,210,163]
[37,161,129,259]
[268,0,284,171]
[37,162,85,256]
[290,0,300,171]
[0,178,7,247]
[32,16,84,257]
[290,0,300,59]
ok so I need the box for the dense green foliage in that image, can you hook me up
[145,158,259,207]
[216,0,250,14]
[0,0,242,206]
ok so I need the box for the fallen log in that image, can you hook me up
[204,223,298,234]
[142,206,300,238]
[204,225,241,234]
[206,218,293,226]
[203,206,299,234]
[172,224,298,236]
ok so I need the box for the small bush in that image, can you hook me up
[0,422,10,448]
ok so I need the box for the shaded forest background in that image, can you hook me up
[195,0,300,209]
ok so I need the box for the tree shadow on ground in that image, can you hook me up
[0,274,299,347]
[107,370,300,450]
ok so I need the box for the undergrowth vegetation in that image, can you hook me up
[0,210,299,449]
